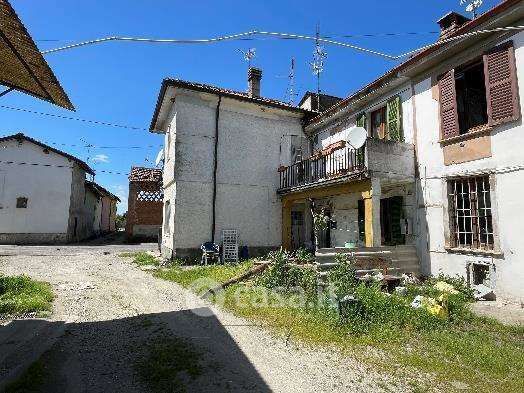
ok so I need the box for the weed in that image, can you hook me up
[0,275,54,315]
[119,252,159,267]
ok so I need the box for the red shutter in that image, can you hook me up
[438,70,459,139]
[484,41,520,126]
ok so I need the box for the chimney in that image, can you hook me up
[437,12,471,40]
[248,67,262,97]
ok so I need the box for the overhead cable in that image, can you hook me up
[40,26,524,60]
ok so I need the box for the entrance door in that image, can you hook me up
[291,211,305,250]
[380,196,405,246]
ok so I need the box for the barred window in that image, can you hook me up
[448,175,494,250]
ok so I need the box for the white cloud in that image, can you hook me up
[92,154,109,163]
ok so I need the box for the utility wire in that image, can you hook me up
[45,141,162,149]
[39,26,524,60]
[0,159,129,175]
[36,31,441,42]
[0,104,148,131]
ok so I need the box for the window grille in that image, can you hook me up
[137,189,163,202]
[448,175,494,250]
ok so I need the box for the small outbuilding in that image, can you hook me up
[125,167,163,241]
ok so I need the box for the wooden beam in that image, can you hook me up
[281,179,372,204]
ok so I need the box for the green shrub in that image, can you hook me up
[327,253,358,299]
[0,275,54,315]
[294,248,314,264]
[343,283,444,333]
[257,250,318,299]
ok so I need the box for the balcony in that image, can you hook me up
[277,138,415,193]
[278,143,366,192]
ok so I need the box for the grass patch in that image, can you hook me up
[119,252,160,267]
[4,359,48,393]
[156,254,524,393]
[154,261,254,288]
[135,336,203,393]
[0,275,54,315]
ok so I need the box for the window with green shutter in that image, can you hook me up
[386,96,403,142]
[356,113,367,129]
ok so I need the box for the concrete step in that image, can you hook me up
[315,245,420,275]
[0,319,65,390]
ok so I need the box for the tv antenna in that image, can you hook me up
[310,23,327,111]
[238,48,256,68]
[461,0,483,19]
[285,57,298,105]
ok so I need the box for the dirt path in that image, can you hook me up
[0,249,407,392]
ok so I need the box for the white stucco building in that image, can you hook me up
[296,0,524,299]
[149,0,524,300]
[150,70,310,259]
[0,133,117,244]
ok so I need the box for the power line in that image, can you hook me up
[0,104,148,131]
[35,30,441,43]
[0,159,130,176]
[44,141,162,150]
[39,26,524,60]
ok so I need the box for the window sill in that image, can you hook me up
[439,125,492,146]
[444,247,502,257]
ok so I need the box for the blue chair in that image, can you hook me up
[201,242,220,265]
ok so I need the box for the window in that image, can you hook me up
[371,107,386,139]
[16,197,28,208]
[369,96,403,142]
[439,41,520,140]
[455,60,488,134]
[448,175,494,250]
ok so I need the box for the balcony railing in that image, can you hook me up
[278,146,366,191]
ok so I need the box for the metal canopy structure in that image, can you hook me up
[0,0,74,110]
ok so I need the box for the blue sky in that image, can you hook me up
[2,0,500,213]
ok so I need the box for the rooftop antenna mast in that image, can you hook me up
[461,0,483,19]
[285,57,298,105]
[311,23,327,111]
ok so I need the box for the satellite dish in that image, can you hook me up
[155,149,164,166]
[345,126,367,149]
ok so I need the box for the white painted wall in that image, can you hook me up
[413,31,524,299]
[0,138,73,235]
[161,90,304,256]
[311,85,414,152]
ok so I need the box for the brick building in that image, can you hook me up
[125,167,163,241]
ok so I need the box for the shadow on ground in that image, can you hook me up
[0,308,271,392]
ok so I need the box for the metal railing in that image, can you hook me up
[278,146,365,190]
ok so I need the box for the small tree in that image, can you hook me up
[312,208,330,251]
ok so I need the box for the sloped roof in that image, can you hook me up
[85,180,120,202]
[0,133,94,175]
[150,78,311,131]
[0,0,74,110]
[307,0,522,128]
[128,166,162,182]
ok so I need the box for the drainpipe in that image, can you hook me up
[211,95,222,243]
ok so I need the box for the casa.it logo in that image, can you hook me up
[185,277,225,317]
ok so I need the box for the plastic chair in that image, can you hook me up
[201,242,220,265]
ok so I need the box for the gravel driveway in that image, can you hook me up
[0,247,407,392]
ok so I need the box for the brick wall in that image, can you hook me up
[125,181,163,239]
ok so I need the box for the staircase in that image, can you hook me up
[315,245,420,278]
